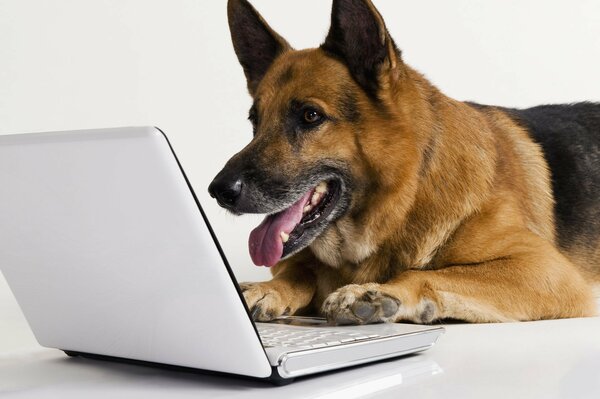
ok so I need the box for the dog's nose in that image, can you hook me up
[208,176,243,208]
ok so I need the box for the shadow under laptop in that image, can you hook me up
[1,349,443,397]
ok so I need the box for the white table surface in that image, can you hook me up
[2,275,599,399]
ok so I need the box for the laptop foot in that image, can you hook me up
[268,371,295,385]
[63,350,80,357]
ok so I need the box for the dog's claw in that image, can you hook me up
[250,304,263,321]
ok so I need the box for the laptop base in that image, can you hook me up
[61,350,295,385]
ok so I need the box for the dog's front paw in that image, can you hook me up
[239,282,292,322]
[321,284,401,325]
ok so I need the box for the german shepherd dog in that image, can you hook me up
[209,0,600,324]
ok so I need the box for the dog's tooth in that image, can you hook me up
[303,204,312,213]
[311,192,320,205]
[280,231,289,243]
[316,181,327,193]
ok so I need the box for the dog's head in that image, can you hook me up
[210,0,421,267]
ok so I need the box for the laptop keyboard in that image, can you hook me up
[257,325,381,349]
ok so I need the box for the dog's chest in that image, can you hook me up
[310,218,379,267]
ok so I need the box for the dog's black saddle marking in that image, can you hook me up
[502,102,600,250]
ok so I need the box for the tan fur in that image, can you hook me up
[232,0,598,324]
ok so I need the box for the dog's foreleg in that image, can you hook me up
[322,241,596,324]
[240,250,317,321]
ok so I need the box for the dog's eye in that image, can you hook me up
[303,109,322,124]
[290,101,326,132]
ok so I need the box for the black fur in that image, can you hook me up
[321,0,396,100]
[338,89,361,123]
[503,103,600,250]
[248,102,259,136]
[227,0,289,94]
[275,65,295,87]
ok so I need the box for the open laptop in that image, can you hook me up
[0,126,443,383]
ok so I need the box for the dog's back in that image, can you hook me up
[504,103,600,276]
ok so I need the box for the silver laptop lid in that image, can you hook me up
[0,127,272,378]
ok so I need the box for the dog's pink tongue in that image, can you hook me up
[249,190,312,267]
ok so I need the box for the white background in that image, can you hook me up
[1,0,599,291]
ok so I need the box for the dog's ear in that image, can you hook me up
[228,0,291,95]
[322,0,400,99]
